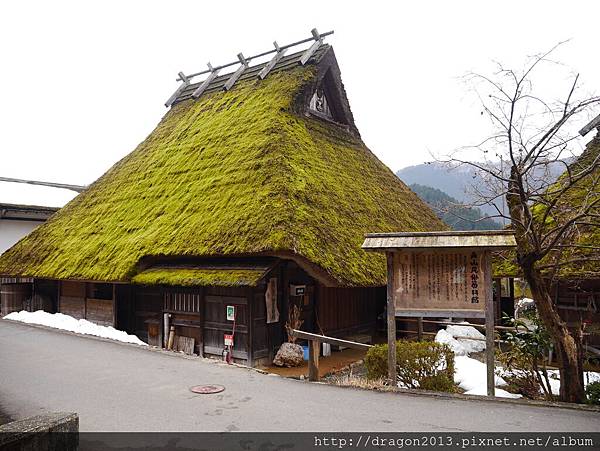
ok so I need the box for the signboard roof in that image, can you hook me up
[362,230,516,251]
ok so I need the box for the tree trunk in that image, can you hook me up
[507,169,585,403]
[522,264,585,403]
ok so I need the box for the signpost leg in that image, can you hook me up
[484,251,495,397]
[386,253,397,385]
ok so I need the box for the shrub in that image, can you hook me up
[585,381,600,405]
[497,313,555,399]
[364,340,455,392]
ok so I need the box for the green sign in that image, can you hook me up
[226,305,235,321]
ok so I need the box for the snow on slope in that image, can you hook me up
[3,310,146,346]
[434,324,520,398]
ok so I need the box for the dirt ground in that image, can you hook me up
[258,347,367,378]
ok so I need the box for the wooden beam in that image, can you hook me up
[223,53,248,91]
[258,42,287,80]
[308,339,320,381]
[484,251,495,397]
[395,309,486,318]
[579,114,600,137]
[299,29,323,66]
[0,177,86,193]
[289,329,372,351]
[165,72,190,107]
[417,317,423,341]
[191,63,220,99]
[178,30,334,81]
[386,252,397,385]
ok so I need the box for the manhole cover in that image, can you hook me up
[190,384,225,394]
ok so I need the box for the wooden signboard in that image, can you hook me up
[391,250,489,318]
[362,231,517,398]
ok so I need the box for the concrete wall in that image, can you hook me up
[0,219,43,255]
[0,412,78,450]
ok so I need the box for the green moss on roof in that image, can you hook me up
[132,267,267,287]
[548,134,600,279]
[0,65,446,286]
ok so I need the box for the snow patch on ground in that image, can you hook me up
[435,324,485,356]
[454,355,521,399]
[3,310,147,346]
[545,369,600,396]
[436,323,520,398]
[436,321,600,399]
[515,297,535,319]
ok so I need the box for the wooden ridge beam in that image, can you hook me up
[299,28,323,66]
[258,41,287,80]
[165,72,190,107]
[191,63,221,99]
[223,53,248,91]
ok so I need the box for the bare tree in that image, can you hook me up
[444,43,600,403]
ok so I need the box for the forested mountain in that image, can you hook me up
[409,183,502,230]
[397,159,571,219]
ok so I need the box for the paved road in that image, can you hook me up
[0,320,598,432]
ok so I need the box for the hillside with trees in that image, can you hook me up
[409,183,502,230]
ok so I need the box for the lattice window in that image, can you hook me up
[164,291,202,313]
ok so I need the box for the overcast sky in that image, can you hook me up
[1,1,599,207]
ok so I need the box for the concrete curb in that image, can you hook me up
[3,318,599,413]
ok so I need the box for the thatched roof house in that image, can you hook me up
[0,37,445,365]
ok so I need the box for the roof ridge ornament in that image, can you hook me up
[579,114,600,137]
[258,41,287,80]
[223,53,249,91]
[299,28,323,66]
[191,62,221,99]
[165,72,190,107]
[164,28,334,106]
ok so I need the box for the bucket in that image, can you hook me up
[302,345,309,360]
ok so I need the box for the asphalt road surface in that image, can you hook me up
[1,320,598,432]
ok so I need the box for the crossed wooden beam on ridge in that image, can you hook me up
[165,28,333,107]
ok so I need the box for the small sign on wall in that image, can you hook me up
[290,284,306,296]
[226,305,235,321]
[224,334,234,347]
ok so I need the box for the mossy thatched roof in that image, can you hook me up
[0,47,446,286]
[131,267,270,287]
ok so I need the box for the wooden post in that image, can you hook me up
[484,251,495,397]
[112,284,116,328]
[417,317,423,341]
[308,339,320,381]
[386,252,397,384]
[167,325,175,350]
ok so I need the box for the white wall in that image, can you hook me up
[0,220,43,255]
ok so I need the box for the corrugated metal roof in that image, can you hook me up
[362,230,516,250]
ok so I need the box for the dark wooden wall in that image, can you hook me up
[203,286,249,361]
[27,260,384,367]
[316,286,384,338]
[58,281,115,327]
[554,279,600,346]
